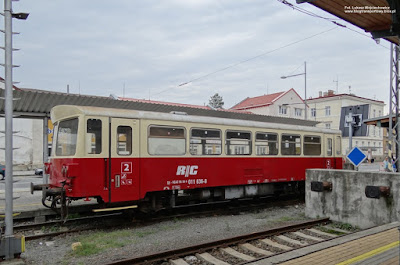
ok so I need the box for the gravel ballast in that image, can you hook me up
[21,203,311,264]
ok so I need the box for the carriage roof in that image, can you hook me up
[51,105,341,135]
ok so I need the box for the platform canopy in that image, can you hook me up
[0,88,319,127]
[364,115,398,128]
[297,0,399,44]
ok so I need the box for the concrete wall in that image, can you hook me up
[0,117,44,170]
[306,169,399,229]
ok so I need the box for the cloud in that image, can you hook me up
[7,0,391,111]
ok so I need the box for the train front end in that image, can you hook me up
[31,106,105,217]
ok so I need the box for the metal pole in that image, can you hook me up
[389,43,394,160]
[349,112,353,151]
[43,116,48,185]
[4,0,14,260]
[396,45,400,170]
[304,61,307,120]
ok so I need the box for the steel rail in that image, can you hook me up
[18,197,304,242]
[106,218,330,265]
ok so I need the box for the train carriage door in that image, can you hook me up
[109,118,140,203]
[325,136,334,169]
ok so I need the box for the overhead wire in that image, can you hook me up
[152,26,338,96]
[277,0,390,50]
[154,0,390,97]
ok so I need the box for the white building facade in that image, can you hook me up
[307,91,385,159]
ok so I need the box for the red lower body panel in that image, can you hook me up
[48,156,342,203]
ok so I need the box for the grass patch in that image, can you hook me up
[72,230,131,257]
[135,230,154,238]
[67,213,81,219]
[330,222,359,231]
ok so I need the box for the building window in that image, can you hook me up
[356,141,358,146]
[325,106,331,116]
[279,105,287,115]
[373,109,376,118]
[294,108,302,117]
[311,108,316,117]
[379,110,382,117]
[325,123,331,129]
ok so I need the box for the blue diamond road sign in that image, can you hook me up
[346,147,367,167]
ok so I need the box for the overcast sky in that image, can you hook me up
[7,0,392,110]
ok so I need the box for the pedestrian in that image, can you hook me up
[384,157,390,172]
[367,149,372,163]
[392,159,397,172]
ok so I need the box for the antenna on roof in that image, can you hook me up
[333,75,338,94]
[123,82,125,98]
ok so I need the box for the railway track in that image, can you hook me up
[14,196,303,241]
[105,218,353,265]
[15,212,125,241]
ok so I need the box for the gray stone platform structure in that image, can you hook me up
[306,169,400,229]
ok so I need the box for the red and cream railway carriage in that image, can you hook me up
[33,105,343,213]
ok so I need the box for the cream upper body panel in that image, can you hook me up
[51,105,340,135]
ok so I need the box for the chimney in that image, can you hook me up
[323,92,328,97]
[319,91,322,97]
[328,90,334,96]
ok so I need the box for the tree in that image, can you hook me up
[208,93,224,109]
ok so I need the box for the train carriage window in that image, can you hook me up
[117,126,132,155]
[336,136,342,155]
[304,135,321,156]
[281,134,301,155]
[190,129,221,155]
[56,118,78,156]
[327,138,333,156]
[226,130,251,155]
[148,126,186,155]
[86,119,102,154]
[255,132,278,155]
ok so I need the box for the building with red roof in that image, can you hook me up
[230,88,307,119]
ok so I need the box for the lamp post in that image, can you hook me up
[281,61,307,120]
[3,0,28,260]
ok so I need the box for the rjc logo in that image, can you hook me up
[176,165,198,177]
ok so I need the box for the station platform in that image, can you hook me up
[248,222,400,265]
